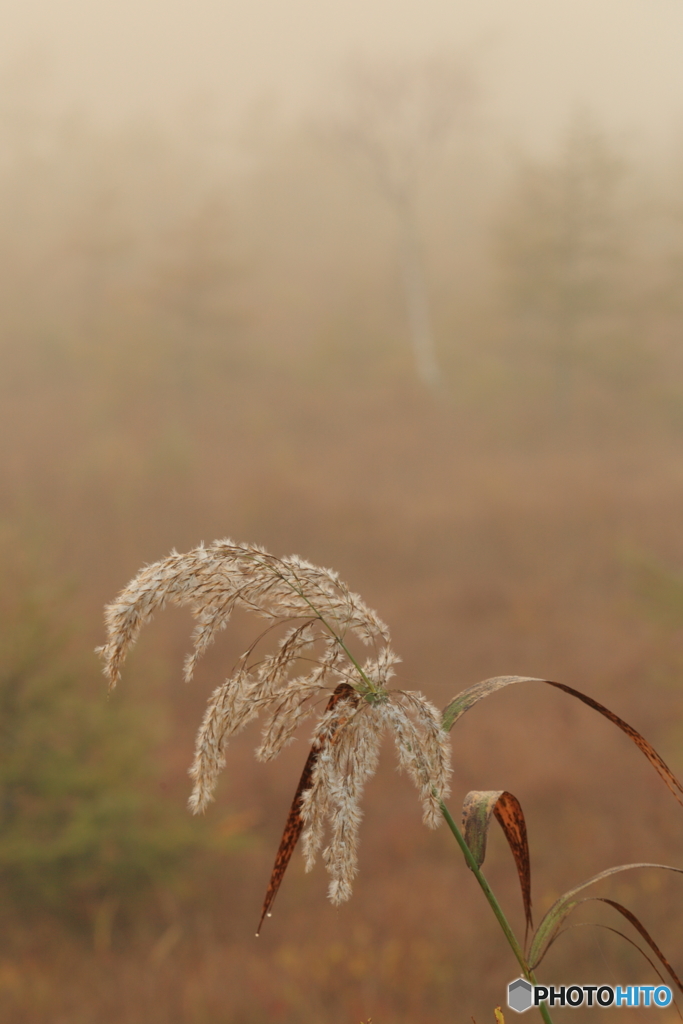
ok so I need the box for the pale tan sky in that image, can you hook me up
[2,0,683,145]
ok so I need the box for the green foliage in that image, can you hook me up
[0,595,220,923]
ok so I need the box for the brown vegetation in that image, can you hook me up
[1,83,683,1023]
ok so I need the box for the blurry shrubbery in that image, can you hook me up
[0,572,237,932]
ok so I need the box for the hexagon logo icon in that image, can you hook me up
[508,978,533,1013]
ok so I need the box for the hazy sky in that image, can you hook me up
[3,0,683,146]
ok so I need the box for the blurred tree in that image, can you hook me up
[145,193,239,391]
[69,180,131,341]
[658,144,683,327]
[496,113,627,397]
[330,57,477,387]
[151,196,234,336]
[0,54,61,338]
[0,588,232,935]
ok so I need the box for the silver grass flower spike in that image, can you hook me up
[97,540,451,920]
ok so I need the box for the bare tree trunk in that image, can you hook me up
[398,208,440,387]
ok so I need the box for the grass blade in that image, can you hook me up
[548,925,679,1019]
[592,898,683,993]
[257,683,357,934]
[442,676,544,730]
[551,922,683,1019]
[442,676,683,807]
[462,790,532,937]
[256,741,319,935]
[528,862,683,968]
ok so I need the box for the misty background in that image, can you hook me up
[2,3,683,1023]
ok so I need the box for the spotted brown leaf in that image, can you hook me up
[462,790,532,939]
[257,683,359,933]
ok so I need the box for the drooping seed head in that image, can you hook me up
[98,540,451,904]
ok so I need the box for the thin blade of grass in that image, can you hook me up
[549,922,682,1019]
[592,898,683,994]
[256,683,357,934]
[462,790,532,937]
[442,676,683,807]
[528,862,683,968]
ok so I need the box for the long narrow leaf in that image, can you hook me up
[592,898,683,993]
[256,683,358,934]
[550,922,682,1020]
[462,790,532,937]
[528,862,683,968]
[442,676,683,807]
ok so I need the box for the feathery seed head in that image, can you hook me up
[97,540,451,907]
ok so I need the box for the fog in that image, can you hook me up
[2,5,683,1024]
[3,0,683,144]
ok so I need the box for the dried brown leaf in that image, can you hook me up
[462,790,532,938]
[256,683,358,934]
[592,898,683,994]
[544,922,683,1019]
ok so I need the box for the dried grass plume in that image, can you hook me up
[97,540,451,906]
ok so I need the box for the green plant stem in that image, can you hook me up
[439,800,554,1024]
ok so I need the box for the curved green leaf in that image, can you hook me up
[528,862,683,968]
[442,676,683,808]
[442,676,543,732]
[462,790,532,937]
